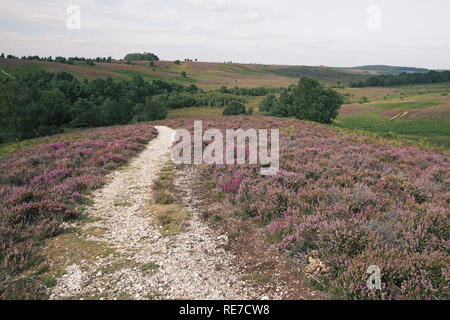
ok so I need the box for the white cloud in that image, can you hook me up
[29,14,65,24]
[244,11,262,22]
[187,0,228,11]
[0,0,449,68]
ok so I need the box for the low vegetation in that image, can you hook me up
[162,117,449,300]
[335,89,450,148]
[0,123,158,299]
[151,164,190,237]
[223,101,247,116]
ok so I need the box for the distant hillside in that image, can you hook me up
[261,65,369,83]
[0,57,371,89]
[347,65,429,74]
[350,69,450,87]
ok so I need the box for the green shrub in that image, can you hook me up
[223,101,246,116]
[359,96,369,103]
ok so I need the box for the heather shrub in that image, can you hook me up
[0,123,158,298]
[317,219,375,276]
[332,246,449,300]
[161,116,450,300]
[154,190,175,205]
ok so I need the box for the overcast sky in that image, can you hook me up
[1,0,449,69]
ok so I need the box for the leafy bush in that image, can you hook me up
[223,102,247,116]
[359,96,369,104]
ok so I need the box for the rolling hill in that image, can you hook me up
[0,58,387,89]
[344,65,430,75]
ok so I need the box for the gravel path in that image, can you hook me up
[49,126,254,300]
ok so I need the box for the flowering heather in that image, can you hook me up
[159,116,449,300]
[0,123,157,297]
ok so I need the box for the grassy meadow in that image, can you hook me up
[335,84,450,148]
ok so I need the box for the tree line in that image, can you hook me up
[216,85,278,96]
[0,54,112,65]
[350,70,450,87]
[0,72,176,142]
[0,71,253,143]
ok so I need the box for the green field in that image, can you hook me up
[335,85,450,148]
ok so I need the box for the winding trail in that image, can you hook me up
[49,126,254,300]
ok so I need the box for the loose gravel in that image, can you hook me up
[49,126,255,300]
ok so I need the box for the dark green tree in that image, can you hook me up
[292,77,342,124]
[143,97,168,121]
[259,94,278,113]
[38,88,70,127]
[0,80,32,141]
[70,99,100,127]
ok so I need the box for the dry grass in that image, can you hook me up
[82,226,109,237]
[150,163,190,236]
[43,232,115,271]
[152,204,190,236]
[168,107,224,119]
[339,104,379,116]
